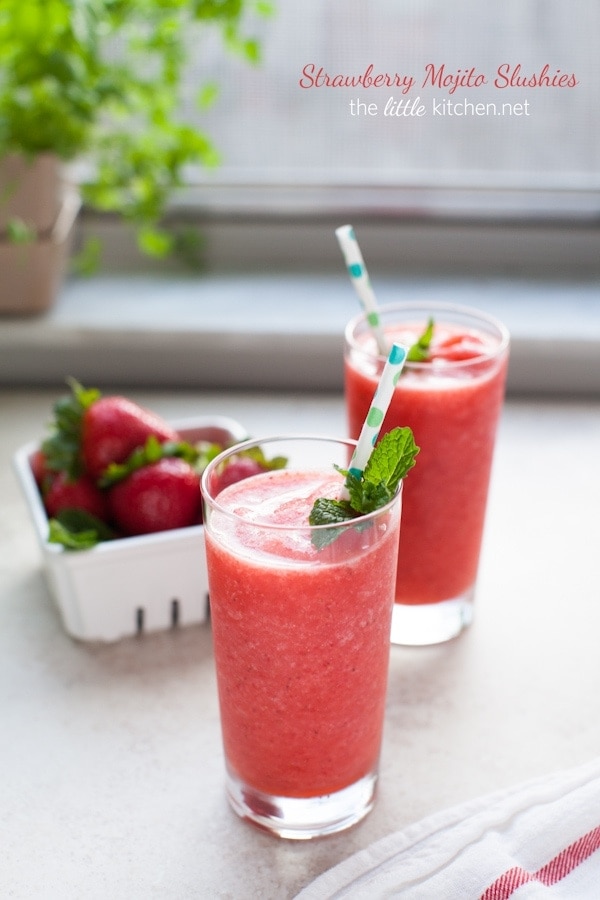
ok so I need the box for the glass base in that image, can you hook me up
[390,592,474,646]
[225,768,378,840]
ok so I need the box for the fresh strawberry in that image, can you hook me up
[41,379,179,481]
[30,449,49,485]
[44,472,109,521]
[431,333,487,362]
[214,456,266,493]
[107,457,201,536]
[211,448,288,497]
[81,395,179,480]
[30,449,57,493]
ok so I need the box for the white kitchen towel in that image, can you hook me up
[295,757,600,899]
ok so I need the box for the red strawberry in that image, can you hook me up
[81,396,179,480]
[41,380,179,482]
[430,333,487,362]
[107,457,201,536]
[30,449,57,492]
[30,449,49,485]
[214,456,265,493]
[44,472,109,521]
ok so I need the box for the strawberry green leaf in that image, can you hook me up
[67,377,102,412]
[98,436,200,487]
[240,446,287,471]
[41,378,102,479]
[194,441,227,473]
[48,508,116,550]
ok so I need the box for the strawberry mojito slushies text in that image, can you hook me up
[345,302,509,645]
[202,436,404,839]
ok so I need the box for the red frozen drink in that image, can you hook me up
[202,436,403,839]
[345,302,509,645]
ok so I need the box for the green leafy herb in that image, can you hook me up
[0,0,272,266]
[48,509,116,551]
[195,440,231,473]
[6,218,36,244]
[309,427,419,548]
[235,445,288,472]
[41,378,100,479]
[407,317,435,362]
[98,435,200,488]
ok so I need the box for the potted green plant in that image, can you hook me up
[0,0,269,314]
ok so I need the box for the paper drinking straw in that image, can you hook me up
[338,342,408,502]
[348,341,408,478]
[335,224,388,356]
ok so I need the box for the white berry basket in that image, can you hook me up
[13,416,247,643]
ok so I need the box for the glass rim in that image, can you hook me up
[201,433,402,533]
[345,299,510,368]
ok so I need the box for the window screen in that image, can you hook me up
[183,0,599,217]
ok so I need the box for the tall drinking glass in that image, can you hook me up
[202,435,402,839]
[345,302,509,646]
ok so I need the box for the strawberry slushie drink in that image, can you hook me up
[202,435,403,839]
[345,302,509,645]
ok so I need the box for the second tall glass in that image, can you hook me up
[344,301,509,646]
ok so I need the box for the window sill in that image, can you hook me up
[1,271,599,397]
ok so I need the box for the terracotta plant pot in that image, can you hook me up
[0,153,63,234]
[0,154,79,315]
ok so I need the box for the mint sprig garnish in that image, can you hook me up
[309,427,419,548]
[406,317,435,362]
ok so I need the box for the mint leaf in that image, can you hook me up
[309,497,357,527]
[362,428,419,497]
[308,498,359,550]
[309,427,419,548]
[407,317,435,362]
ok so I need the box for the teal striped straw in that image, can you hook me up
[340,343,408,501]
[349,342,408,477]
[335,224,389,356]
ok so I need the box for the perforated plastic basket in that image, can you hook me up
[13,416,247,642]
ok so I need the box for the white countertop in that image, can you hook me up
[2,387,600,899]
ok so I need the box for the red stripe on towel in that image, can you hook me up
[480,824,600,899]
